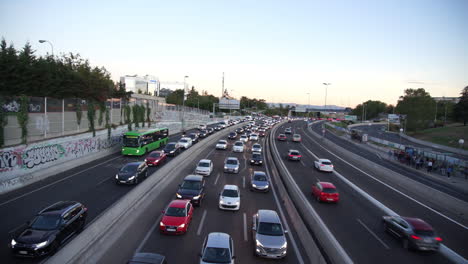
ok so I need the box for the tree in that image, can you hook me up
[166,89,184,105]
[454,86,468,126]
[395,88,436,131]
[351,100,387,121]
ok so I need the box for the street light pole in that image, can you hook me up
[307,92,311,117]
[323,83,331,116]
[38,40,54,56]
[182,75,189,134]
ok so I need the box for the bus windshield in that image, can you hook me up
[123,136,140,147]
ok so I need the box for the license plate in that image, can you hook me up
[120,181,126,183]
[167,228,176,232]
[19,251,27,255]
[327,198,334,201]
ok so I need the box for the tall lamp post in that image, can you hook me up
[307,92,311,117]
[38,40,54,56]
[323,83,331,116]
[182,75,189,134]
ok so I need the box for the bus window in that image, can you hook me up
[123,136,139,147]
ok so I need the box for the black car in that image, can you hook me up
[199,130,208,138]
[207,127,214,134]
[128,253,167,264]
[176,175,205,206]
[228,132,237,140]
[236,128,244,134]
[163,142,181,156]
[188,133,199,144]
[10,201,87,257]
[115,162,148,185]
[250,152,263,166]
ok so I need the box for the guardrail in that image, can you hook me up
[269,122,354,264]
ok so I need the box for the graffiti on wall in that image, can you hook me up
[2,100,20,112]
[0,134,123,174]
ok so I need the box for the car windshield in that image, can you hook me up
[165,143,176,150]
[234,142,243,146]
[279,134,285,137]
[120,164,138,173]
[254,174,267,181]
[218,141,226,145]
[258,222,284,236]
[165,207,186,217]
[414,230,434,236]
[202,247,231,263]
[123,136,140,147]
[30,215,61,230]
[222,189,239,197]
[294,135,300,138]
[149,152,161,158]
[241,136,247,138]
[253,144,261,148]
[179,139,188,143]
[290,152,300,156]
[226,160,238,165]
[181,180,201,190]
[252,154,262,159]
[322,161,332,165]
[198,162,210,167]
[322,188,337,194]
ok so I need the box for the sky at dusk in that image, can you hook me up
[1,0,467,107]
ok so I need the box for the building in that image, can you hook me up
[120,75,159,95]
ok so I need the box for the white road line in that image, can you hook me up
[300,160,306,167]
[214,173,221,185]
[356,218,390,249]
[302,129,468,230]
[135,214,162,254]
[197,210,207,236]
[265,160,305,264]
[0,155,121,207]
[243,212,248,241]
[96,176,111,186]
[242,176,246,189]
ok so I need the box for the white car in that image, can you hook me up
[251,143,262,153]
[178,137,193,149]
[195,159,213,176]
[232,141,244,153]
[314,159,334,172]
[219,185,240,211]
[216,140,228,150]
[199,233,235,264]
[240,135,248,143]
[198,124,207,130]
[250,133,259,141]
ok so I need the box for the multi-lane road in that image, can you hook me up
[1,119,466,263]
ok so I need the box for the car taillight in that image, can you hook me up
[320,164,324,166]
[289,155,294,157]
[435,237,442,242]
[298,155,302,158]
[411,235,420,240]
[320,192,325,196]
[84,207,88,212]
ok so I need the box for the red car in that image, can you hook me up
[277,134,287,141]
[312,182,339,203]
[145,151,167,166]
[160,200,193,235]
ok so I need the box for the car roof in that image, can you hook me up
[149,150,164,154]
[199,159,211,163]
[318,182,336,188]
[168,199,190,208]
[240,135,247,137]
[253,171,266,176]
[252,152,262,155]
[128,252,166,264]
[226,157,239,161]
[223,184,239,190]
[257,209,281,223]
[289,149,300,153]
[166,142,177,145]
[278,134,286,136]
[218,140,227,143]
[293,134,301,136]
[319,159,331,163]
[125,162,143,166]
[206,232,231,248]
[402,217,433,230]
[183,175,203,181]
[253,143,261,146]
[39,201,79,215]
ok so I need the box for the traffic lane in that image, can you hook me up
[139,135,300,263]
[309,121,468,202]
[272,135,449,264]
[298,122,468,259]
[0,127,205,263]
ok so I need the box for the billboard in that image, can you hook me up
[219,97,240,110]
[344,115,357,121]
[295,106,307,113]
[388,114,400,124]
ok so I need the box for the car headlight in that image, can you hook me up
[11,239,16,247]
[235,201,240,205]
[115,174,119,179]
[136,149,140,153]
[256,239,264,247]
[178,223,185,228]
[170,150,175,153]
[128,176,135,181]
[192,195,201,200]
[176,193,182,198]
[219,199,225,204]
[251,160,254,162]
[34,240,49,249]
[281,241,288,249]
[252,183,257,187]
[144,159,147,162]
[160,222,165,227]
[224,166,228,170]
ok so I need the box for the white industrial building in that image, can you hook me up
[120,75,159,95]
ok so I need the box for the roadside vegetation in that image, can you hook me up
[408,125,468,150]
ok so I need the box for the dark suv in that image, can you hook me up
[10,201,87,257]
[250,152,263,166]
[228,132,237,140]
[176,175,205,206]
[163,142,181,156]
[115,162,148,185]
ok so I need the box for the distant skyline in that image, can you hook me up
[1,0,467,107]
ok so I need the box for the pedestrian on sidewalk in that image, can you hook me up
[447,166,453,178]
[388,150,392,159]
[427,160,433,172]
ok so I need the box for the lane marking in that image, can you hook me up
[0,155,121,207]
[96,176,111,186]
[197,210,207,236]
[242,176,246,189]
[135,214,162,254]
[214,173,221,185]
[243,212,248,241]
[302,128,468,230]
[356,218,390,249]
[300,160,306,167]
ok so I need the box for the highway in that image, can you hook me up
[0,125,220,264]
[275,120,465,263]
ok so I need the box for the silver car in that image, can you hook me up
[251,143,262,153]
[224,157,240,174]
[199,232,235,264]
[252,210,287,259]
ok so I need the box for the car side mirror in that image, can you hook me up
[161,210,165,214]
[198,253,202,257]
[252,226,256,230]
[232,256,236,259]
[284,230,288,234]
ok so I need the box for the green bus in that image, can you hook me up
[121,128,169,156]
